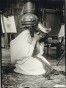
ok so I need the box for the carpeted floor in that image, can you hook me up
[2,65,66,88]
[2,48,66,88]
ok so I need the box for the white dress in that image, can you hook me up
[10,30,50,75]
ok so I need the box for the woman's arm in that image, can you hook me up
[38,42,44,55]
[27,33,40,56]
[28,33,41,56]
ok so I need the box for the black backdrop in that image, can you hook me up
[0,0,65,10]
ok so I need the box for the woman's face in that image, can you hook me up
[36,31,46,39]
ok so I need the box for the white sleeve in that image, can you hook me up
[39,42,44,55]
[37,54,50,65]
[27,44,34,56]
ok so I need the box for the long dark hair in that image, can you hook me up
[29,25,37,37]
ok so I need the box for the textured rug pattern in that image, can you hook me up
[2,66,66,88]
[2,48,66,88]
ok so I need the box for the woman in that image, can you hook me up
[10,22,52,76]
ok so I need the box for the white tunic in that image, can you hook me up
[10,30,50,75]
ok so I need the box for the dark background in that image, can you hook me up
[0,0,65,11]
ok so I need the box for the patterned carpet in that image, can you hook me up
[2,48,66,88]
[2,65,66,88]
